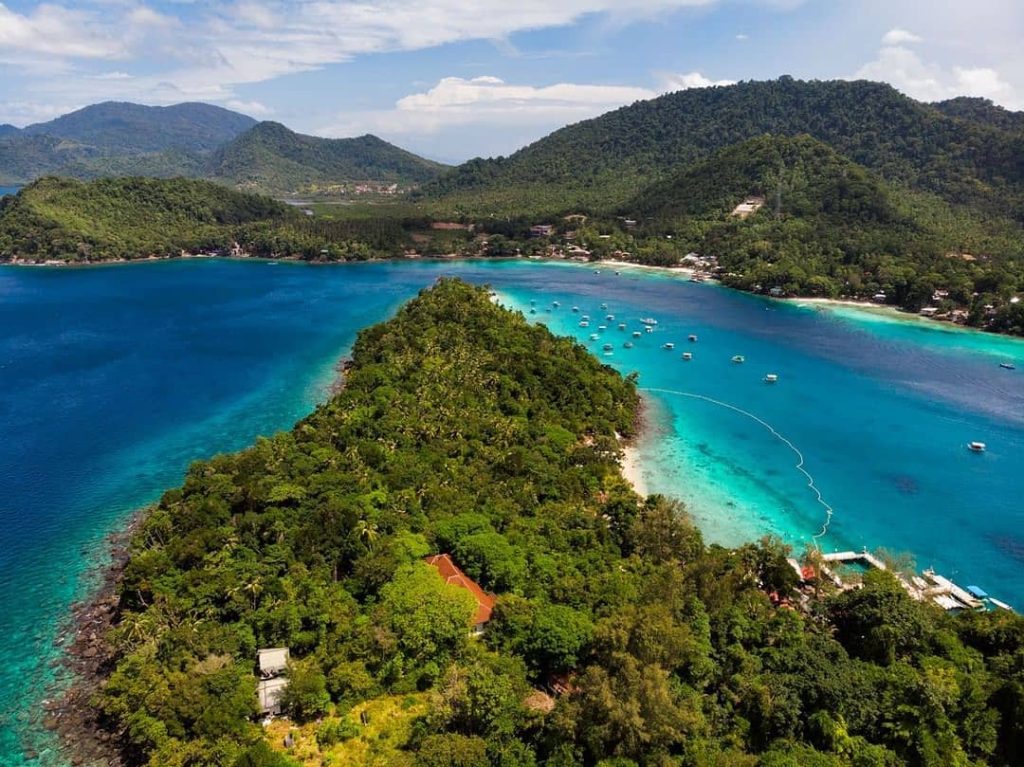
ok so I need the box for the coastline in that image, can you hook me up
[42,515,141,767]
[786,295,1024,346]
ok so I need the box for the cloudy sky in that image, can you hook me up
[1,0,1022,162]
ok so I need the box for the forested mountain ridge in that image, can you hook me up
[420,77,1024,217]
[206,121,448,194]
[19,102,258,153]
[0,103,445,193]
[86,279,1024,767]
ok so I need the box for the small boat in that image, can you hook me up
[645,326,654,333]
[682,352,693,361]
[663,342,675,350]
[603,343,614,351]
[590,333,600,341]
[598,325,607,331]
[1000,362,1016,370]
[579,321,590,328]
[688,334,698,342]
[632,331,642,338]
[618,323,626,330]
[582,315,590,321]
[606,314,615,321]
[614,271,621,276]
[572,306,579,312]
[968,441,986,453]
[530,299,536,305]
[624,342,634,349]
[594,270,601,274]
[600,303,608,310]
[764,373,779,383]
[990,598,1013,611]
[640,317,658,325]
[732,355,745,363]
[553,301,560,307]
[530,308,536,314]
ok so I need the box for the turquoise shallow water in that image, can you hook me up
[1,258,1022,764]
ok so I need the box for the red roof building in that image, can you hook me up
[425,553,496,630]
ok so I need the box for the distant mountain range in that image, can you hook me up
[0,102,447,194]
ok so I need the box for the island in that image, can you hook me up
[60,280,1024,767]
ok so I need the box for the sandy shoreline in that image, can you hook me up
[620,444,649,496]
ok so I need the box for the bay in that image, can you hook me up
[1,258,1022,765]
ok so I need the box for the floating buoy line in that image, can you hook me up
[642,387,835,542]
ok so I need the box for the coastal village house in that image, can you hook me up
[425,553,496,635]
[256,647,290,716]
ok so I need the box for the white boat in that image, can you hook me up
[968,441,986,453]
[682,352,693,360]
[606,314,615,321]
[618,323,627,330]
[624,342,634,349]
[603,343,614,351]
[640,317,658,325]
[764,373,779,383]
[1000,362,1016,370]
[598,325,607,331]
[579,321,590,327]
[663,342,675,350]
[645,326,654,333]
[553,301,560,307]
[530,308,536,314]
[590,333,600,341]
[732,355,745,363]
[688,334,698,342]
[572,306,579,312]
[600,303,608,310]
[632,331,642,338]
[581,315,590,321]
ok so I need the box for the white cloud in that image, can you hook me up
[321,75,657,140]
[0,2,127,60]
[225,99,273,116]
[660,71,736,91]
[854,43,1020,108]
[882,27,922,46]
[735,33,749,41]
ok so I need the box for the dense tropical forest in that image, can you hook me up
[92,280,1024,767]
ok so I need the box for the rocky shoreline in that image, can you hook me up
[42,516,143,767]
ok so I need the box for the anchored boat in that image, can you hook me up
[764,373,779,383]
[968,441,986,453]
[663,342,675,350]
[688,334,698,342]
[732,355,745,363]
[1000,362,1016,370]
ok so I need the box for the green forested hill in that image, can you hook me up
[616,135,1024,323]
[20,102,257,153]
[91,279,1024,767]
[206,122,448,194]
[421,77,1024,217]
[0,177,292,261]
[626,134,902,222]
[0,103,445,194]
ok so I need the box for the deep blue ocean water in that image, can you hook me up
[1,258,1022,765]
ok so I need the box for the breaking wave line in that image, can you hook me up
[643,387,834,542]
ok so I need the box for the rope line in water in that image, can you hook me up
[642,387,834,542]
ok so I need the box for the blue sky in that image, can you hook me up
[1,0,1022,162]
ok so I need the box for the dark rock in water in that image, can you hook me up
[989,533,1024,564]
[885,473,919,495]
